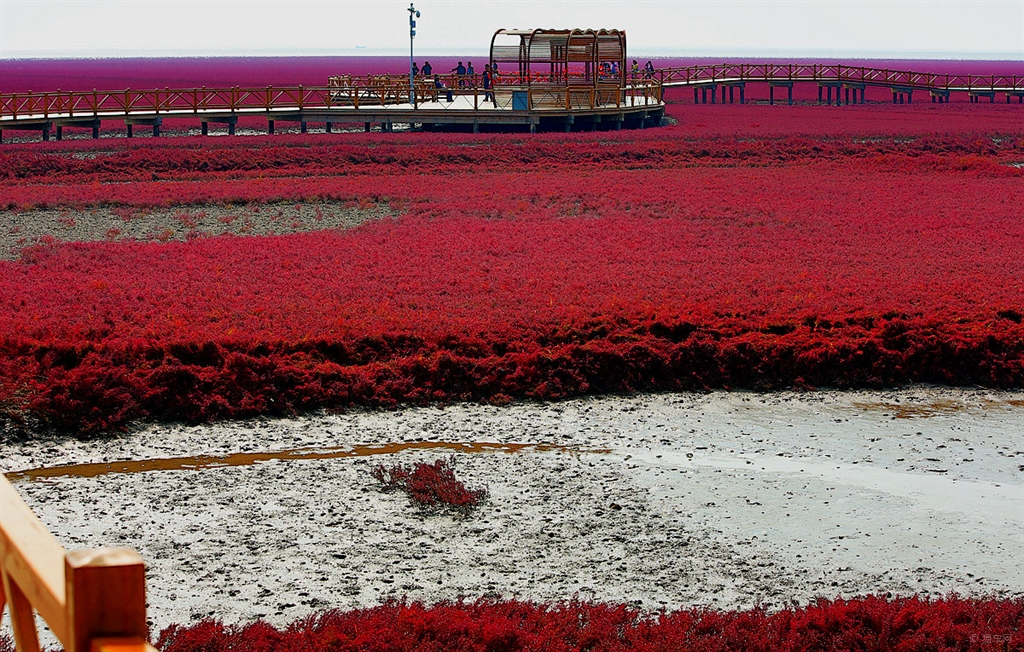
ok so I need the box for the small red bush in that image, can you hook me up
[372,457,486,509]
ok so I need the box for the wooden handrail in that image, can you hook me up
[0,474,156,652]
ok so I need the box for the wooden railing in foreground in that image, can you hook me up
[0,474,156,652]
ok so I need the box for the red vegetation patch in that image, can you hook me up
[154,596,1023,652]
[373,457,486,509]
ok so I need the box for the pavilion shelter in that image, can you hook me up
[489,29,627,108]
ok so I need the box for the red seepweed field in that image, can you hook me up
[1,57,1023,651]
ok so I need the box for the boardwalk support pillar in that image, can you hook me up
[844,84,865,104]
[0,122,54,142]
[200,116,237,136]
[722,82,744,104]
[52,117,108,139]
[891,87,913,104]
[125,117,162,138]
[769,82,793,106]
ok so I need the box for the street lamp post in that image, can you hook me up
[408,3,420,106]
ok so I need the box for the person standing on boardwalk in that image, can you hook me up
[453,61,467,87]
[644,60,655,79]
[422,61,432,77]
[412,61,420,78]
[631,60,639,81]
[467,61,475,81]
[482,64,494,104]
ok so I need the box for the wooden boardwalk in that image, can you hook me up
[0,80,665,140]
[654,63,1024,105]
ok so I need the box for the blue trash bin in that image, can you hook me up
[512,91,529,110]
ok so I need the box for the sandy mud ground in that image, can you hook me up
[2,388,1023,637]
[0,202,392,261]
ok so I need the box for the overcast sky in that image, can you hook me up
[1,0,1022,59]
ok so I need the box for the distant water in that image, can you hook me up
[1,56,1020,93]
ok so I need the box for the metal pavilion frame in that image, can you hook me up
[489,29,627,89]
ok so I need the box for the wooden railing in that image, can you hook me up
[653,63,1024,92]
[1,78,664,122]
[0,474,156,652]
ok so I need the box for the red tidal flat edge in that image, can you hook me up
[141,595,1024,652]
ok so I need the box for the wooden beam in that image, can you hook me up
[0,475,68,642]
[66,549,148,652]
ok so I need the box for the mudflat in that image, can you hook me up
[3,387,1021,633]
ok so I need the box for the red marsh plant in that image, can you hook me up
[154,595,1024,652]
[372,457,486,509]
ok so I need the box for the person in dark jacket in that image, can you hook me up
[482,64,494,103]
[453,61,467,87]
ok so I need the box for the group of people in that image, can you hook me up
[411,60,496,103]
[631,60,656,80]
[598,61,621,78]
[409,57,655,105]
[411,60,433,78]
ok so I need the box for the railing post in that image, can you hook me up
[1,571,42,652]
[65,549,148,652]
